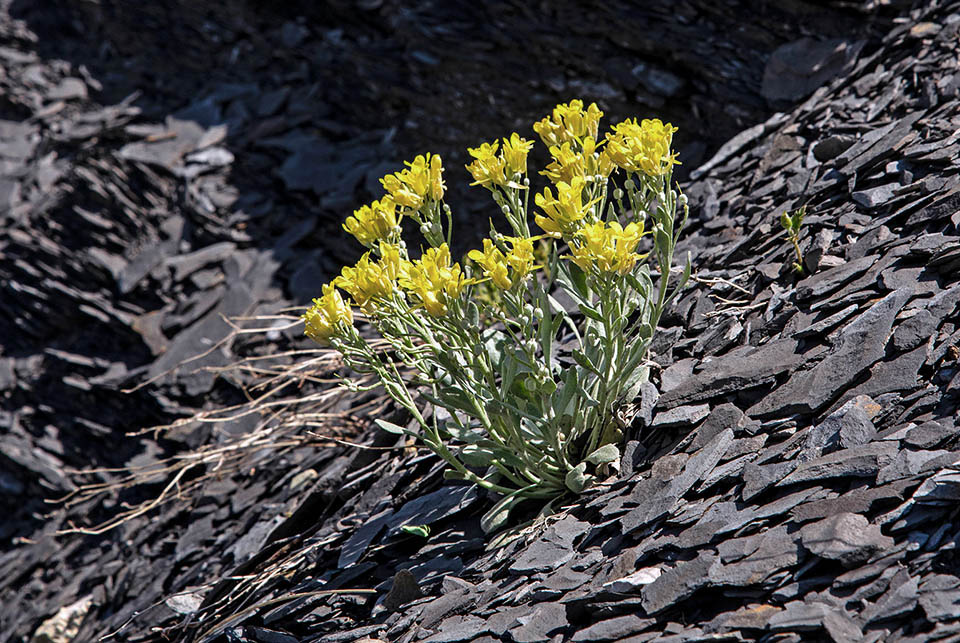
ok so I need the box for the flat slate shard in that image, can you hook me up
[800,512,894,567]
[766,601,830,631]
[779,442,898,486]
[749,288,912,416]
[658,338,804,409]
[508,603,568,643]
[709,525,800,588]
[571,615,653,642]
[641,552,716,614]
[794,255,877,301]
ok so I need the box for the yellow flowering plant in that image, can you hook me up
[304,100,690,531]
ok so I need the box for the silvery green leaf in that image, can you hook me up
[565,462,594,493]
[467,301,480,328]
[585,443,621,465]
[578,303,604,323]
[572,350,601,376]
[481,490,526,534]
[399,524,430,538]
[375,419,407,434]
[443,469,468,481]
[460,444,496,467]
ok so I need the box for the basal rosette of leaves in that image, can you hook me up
[303,100,690,532]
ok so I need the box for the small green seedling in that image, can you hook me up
[780,205,806,274]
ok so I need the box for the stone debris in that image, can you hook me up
[1,1,959,643]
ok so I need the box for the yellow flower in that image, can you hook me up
[501,133,534,176]
[379,153,445,209]
[533,100,603,148]
[335,251,400,312]
[343,197,399,247]
[505,236,534,280]
[399,243,465,316]
[468,236,533,290]
[569,220,646,274]
[465,141,507,188]
[604,118,679,176]
[380,173,423,209]
[534,176,591,237]
[303,283,353,344]
[541,136,613,185]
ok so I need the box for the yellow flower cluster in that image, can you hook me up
[304,283,353,344]
[533,99,603,148]
[381,153,445,208]
[570,221,646,275]
[343,197,399,247]
[335,245,406,312]
[605,118,679,176]
[399,244,466,317]
[534,176,594,237]
[468,236,534,290]
[465,133,534,188]
[541,137,614,185]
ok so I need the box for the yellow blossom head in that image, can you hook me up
[380,173,423,209]
[379,152,445,209]
[465,141,507,188]
[399,243,465,316]
[343,197,399,247]
[570,220,646,274]
[604,118,679,176]
[534,176,592,237]
[501,133,534,177]
[335,252,399,312]
[303,283,353,345]
[533,100,603,148]
[467,236,533,290]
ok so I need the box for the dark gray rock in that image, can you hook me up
[892,309,937,352]
[571,614,654,641]
[508,603,568,643]
[658,337,806,409]
[779,442,898,486]
[510,516,587,574]
[822,609,864,643]
[801,395,878,458]
[741,460,798,501]
[709,525,800,587]
[762,38,863,102]
[800,512,894,567]
[650,403,710,429]
[904,420,955,449]
[689,404,746,451]
[862,571,919,623]
[422,616,488,643]
[749,288,911,416]
[795,255,877,301]
[791,481,910,522]
[766,601,830,631]
[853,184,897,209]
[641,552,716,614]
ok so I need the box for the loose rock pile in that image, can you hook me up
[1,0,957,642]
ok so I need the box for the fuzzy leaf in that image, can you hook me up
[585,443,621,465]
[565,463,594,494]
[375,419,407,434]
[481,490,526,534]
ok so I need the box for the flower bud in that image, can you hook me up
[624,179,635,191]
[523,304,535,318]
[501,204,510,215]
[523,177,530,187]
[420,224,431,235]
[533,307,544,320]
[678,193,688,207]
[613,188,624,200]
